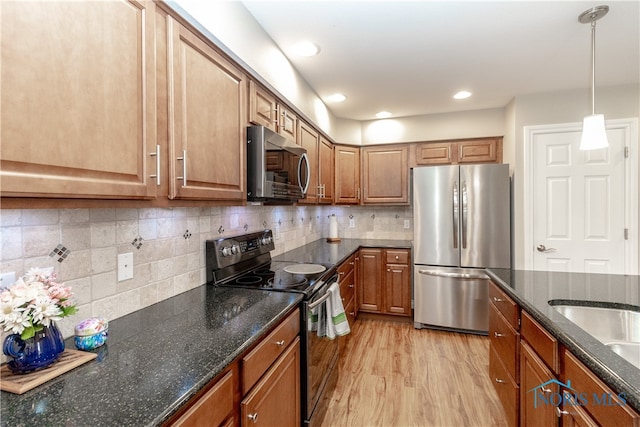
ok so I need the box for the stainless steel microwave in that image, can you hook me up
[247,126,309,202]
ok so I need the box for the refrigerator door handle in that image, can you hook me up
[418,269,489,280]
[461,181,468,249]
[452,182,459,249]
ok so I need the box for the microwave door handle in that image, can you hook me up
[298,153,310,195]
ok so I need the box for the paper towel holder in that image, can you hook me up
[327,214,341,243]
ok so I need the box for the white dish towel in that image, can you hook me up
[325,282,351,339]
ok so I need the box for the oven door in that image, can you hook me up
[303,278,340,423]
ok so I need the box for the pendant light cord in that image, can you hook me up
[590,20,597,116]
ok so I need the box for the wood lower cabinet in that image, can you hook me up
[361,145,409,205]
[167,17,246,201]
[241,337,301,427]
[520,341,558,427]
[358,248,411,317]
[1,0,158,199]
[488,281,520,427]
[334,145,361,204]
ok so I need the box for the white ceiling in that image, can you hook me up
[241,1,640,121]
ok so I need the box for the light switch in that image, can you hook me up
[349,218,356,228]
[117,253,134,282]
[404,220,410,229]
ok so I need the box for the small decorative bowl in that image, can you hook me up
[74,317,108,351]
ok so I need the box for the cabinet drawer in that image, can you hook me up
[563,350,640,426]
[385,249,409,265]
[171,369,235,427]
[490,346,519,427]
[521,311,558,374]
[242,308,300,393]
[489,282,519,330]
[337,254,355,277]
[339,269,355,309]
[489,303,519,381]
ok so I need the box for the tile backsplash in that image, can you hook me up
[0,204,412,340]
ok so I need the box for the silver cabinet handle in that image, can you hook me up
[495,378,507,384]
[492,297,504,303]
[493,332,506,338]
[149,144,160,185]
[275,340,285,346]
[555,406,569,418]
[356,187,360,200]
[248,412,259,423]
[177,150,187,185]
[537,244,556,253]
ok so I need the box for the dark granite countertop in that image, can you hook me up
[1,286,302,426]
[486,268,640,413]
[273,238,412,268]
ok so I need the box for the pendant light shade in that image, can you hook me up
[578,5,609,151]
[580,114,608,150]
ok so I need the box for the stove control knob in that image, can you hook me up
[262,236,271,245]
[221,247,232,257]
[231,245,240,254]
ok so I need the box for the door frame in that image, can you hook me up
[523,118,639,273]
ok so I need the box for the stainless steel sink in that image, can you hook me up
[550,303,640,368]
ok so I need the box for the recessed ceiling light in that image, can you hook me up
[453,91,472,100]
[376,111,392,119]
[326,93,346,103]
[291,41,320,57]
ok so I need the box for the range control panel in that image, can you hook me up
[206,229,275,271]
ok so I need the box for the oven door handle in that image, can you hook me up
[308,288,332,310]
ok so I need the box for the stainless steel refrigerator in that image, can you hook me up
[413,164,511,334]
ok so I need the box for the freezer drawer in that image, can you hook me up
[413,266,489,334]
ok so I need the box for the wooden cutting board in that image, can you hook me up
[1,349,97,394]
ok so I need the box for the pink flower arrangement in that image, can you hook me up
[0,268,77,340]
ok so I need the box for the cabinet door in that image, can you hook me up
[362,145,408,204]
[278,106,298,142]
[413,142,454,166]
[168,19,246,201]
[171,369,236,427]
[297,121,318,204]
[334,145,360,204]
[1,1,158,199]
[520,341,558,427]
[457,138,501,163]
[385,263,411,316]
[241,338,300,427]
[318,136,334,204]
[358,249,382,313]
[249,80,277,130]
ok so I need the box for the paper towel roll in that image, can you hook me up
[329,214,338,239]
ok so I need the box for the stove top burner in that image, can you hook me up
[235,276,263,285]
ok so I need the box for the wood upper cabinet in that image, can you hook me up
[298,121,319,204]
[0,0,158,199]
[410,137,503,167]
[278,106,299,143]
[334,145,361,204]
[361,145,409,205]
[318,136,334,204]
[249,80,277,131]
[168,18,246,201]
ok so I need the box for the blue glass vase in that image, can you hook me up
[3,322,65,374]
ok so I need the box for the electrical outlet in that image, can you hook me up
[349,218,356,228]
[117,253,134,282]
[0,272,16,291]
[404,220,410,229]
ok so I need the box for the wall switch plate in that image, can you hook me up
[404,220,410,229]
[349,218,356,228]
[117,253,134,282]
[0,272,16,291]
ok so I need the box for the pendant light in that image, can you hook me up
[578,5,609,150]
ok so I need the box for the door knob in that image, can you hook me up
[536,244,556,253]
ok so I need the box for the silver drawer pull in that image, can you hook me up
[248,412,259,423]
[275,340,285,346]
[494,332,506,338]
[555,407,569,418]
[492,297,504,302]
[495,378,507,384]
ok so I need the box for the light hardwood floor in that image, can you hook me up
[319,318,508,427]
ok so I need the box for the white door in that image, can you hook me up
[525,119,638,274]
